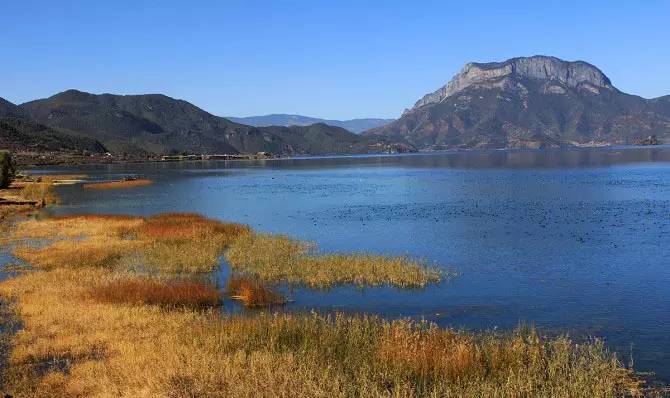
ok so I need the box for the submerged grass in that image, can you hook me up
[0,266,642,397]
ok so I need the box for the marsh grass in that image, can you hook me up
[225,233,442,288]
[18,182,57,207]
[226,275,285,307]
[82,179,153,190]
[8,213,250,274]
[0,212,650,396]
[90,277,221,309]
[0,267,643,397]
[8,213,440,287]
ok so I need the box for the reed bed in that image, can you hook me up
[18,182,57,206]
[90,277,221,309]
[8,213,440,287]
[226,275,286,307]
[225,233,442,288]
[82,179,153,190]
[8,213,250,274]
[0,266,642,397]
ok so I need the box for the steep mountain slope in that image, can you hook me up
[21,90,404,155]
[227,114,394,133]
[0,117,107,153]
[365,56,670,149]
[0,97,27,118]
[0,96,107,154]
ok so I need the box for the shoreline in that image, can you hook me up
[13,143,669,168]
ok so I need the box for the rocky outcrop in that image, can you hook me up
[367,55,670,149]
[411,56,613,110]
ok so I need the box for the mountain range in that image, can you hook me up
[1,90,410,157]
[2,55,669,158]
[227,114,393,133]
[365,55,670,149]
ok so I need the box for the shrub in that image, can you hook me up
[0,150,16,189]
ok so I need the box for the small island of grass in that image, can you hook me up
[82,178,154,190]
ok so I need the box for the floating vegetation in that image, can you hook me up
[82,179,153,190]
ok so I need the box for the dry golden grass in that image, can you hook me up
[8,213,250,274]
[8,213,439,287]
[18,182,58,206]
[225,233,442,288]
[82,179,153,190]
[226,275,285,307]
[0,266,642,397]
[90,277,221,309]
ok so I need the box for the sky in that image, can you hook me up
[2,0,669,119]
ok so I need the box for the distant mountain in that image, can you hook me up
[228,114,394,133]
[19,90,411,156]
[365,55,670,149]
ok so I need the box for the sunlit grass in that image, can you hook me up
[82,179,153,190]
[8,213,441,287]
[8,213,250,274]
[90,277,221,309]
[0,266,642,397]
[225,233,442,288]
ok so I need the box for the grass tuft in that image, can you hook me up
[226,275,285,307]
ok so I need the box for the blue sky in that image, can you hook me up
[2,0,669,119]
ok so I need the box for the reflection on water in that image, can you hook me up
[4,146,670,380]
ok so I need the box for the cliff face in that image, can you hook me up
[367,56,670,149]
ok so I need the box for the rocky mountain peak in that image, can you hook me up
[411,55,614,110]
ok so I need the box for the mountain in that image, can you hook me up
[227,114,394,133]
[0,97,27,118]
[0,117,107,153]
[0,96,107,154]
[20,90,410,156]
[365,56,670,149]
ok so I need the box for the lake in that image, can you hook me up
[9,147,670,380]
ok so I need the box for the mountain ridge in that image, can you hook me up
[366,55,670,149]
[17,90,411,156]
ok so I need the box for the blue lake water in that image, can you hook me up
[8,147,670,380]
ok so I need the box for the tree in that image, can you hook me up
[0,150,16,189]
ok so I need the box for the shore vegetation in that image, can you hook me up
[0,212,647,396]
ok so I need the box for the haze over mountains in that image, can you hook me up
[366,55,670,149]
[2,55,669,158]
[227,115,393,133]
